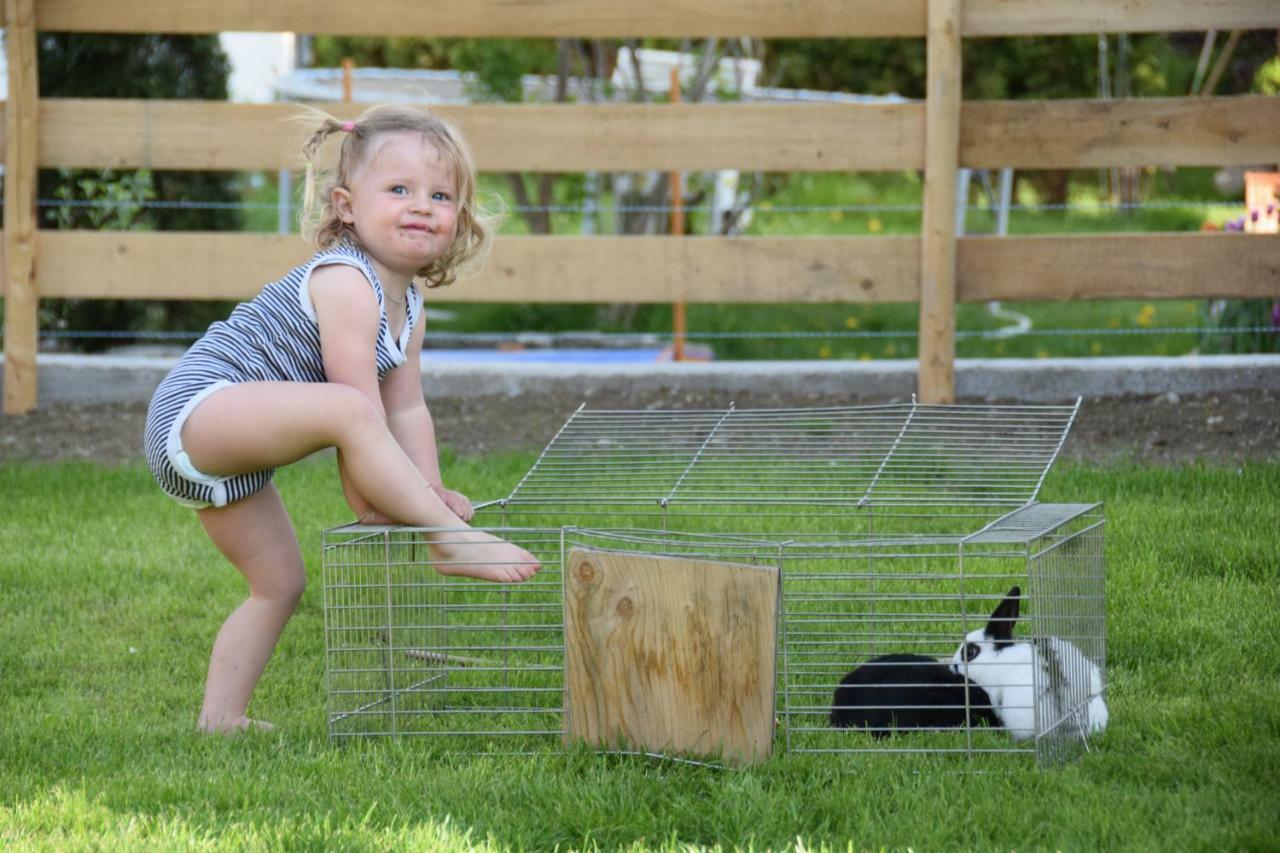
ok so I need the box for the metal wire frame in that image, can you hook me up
[39,195,1252,216]
[1022,508,1108,766]
[33,323,1279,348]
[498,398,1081,512]
[323,526,566,745]
[321,507,1106,766]
[765,504,1105,763]
[320,403,1106,768]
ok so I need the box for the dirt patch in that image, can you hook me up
[2,388,1277,466]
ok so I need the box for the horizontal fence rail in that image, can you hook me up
[3,232,1276,304]
[3,97,1276,172]
[7,0,1278,37]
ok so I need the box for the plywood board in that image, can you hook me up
[563,548,778,767]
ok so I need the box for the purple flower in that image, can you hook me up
[1273,301,1280,328]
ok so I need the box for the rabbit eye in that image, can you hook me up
[964,643,981,662]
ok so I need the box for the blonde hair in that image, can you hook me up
[298,104,493,288]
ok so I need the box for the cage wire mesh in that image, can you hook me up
[323,526,565,749]
[323,398,1106,767]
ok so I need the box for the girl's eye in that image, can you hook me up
[390,186,408,196]
[433,191,452,203]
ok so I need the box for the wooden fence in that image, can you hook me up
[3,0,1280,412]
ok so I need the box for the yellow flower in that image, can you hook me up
[845,316,860,329]
[858,352,872,362]
[1037,349,1050,359]
[818,345,832,359]
[868,217,883,233]
[1136,303,1157,328]
[1090,341,1103,355]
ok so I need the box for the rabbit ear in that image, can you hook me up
[985,586,1021,644]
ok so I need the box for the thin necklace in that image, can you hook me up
[384,290,405,307]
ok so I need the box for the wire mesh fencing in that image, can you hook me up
[323,526,565,748]
[322,400,1107,767]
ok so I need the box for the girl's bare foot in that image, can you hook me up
[197,715,275,735]
[429,532,540,583]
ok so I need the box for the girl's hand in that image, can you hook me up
[435,486,474,522]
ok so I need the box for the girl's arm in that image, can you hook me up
[309,264,390,520]
[379,299,474,521]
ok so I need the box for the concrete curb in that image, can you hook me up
[3,352,1278,405]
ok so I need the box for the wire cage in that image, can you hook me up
[322,399,1106,767]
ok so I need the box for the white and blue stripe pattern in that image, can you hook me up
[143,242,421,508]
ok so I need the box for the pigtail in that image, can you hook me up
[292,108,358,248]
[298,122,333,242]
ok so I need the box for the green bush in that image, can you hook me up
[35,34,242,351]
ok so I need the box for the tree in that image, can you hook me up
[36,34,241,350]
[765,35,1198,204]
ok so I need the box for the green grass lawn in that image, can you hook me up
[2,452,1277,850]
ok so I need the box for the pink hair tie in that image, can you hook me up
[340,121,355,132]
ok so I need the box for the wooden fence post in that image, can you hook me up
[3,0,39,414]
[919,0,962,404]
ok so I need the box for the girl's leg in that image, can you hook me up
[196,483,305,733]
[181,381,538,582]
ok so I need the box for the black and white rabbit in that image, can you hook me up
[830,653,1002,737]
[950,586,1108,741]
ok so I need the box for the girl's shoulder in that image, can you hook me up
[266,241,384,328]
[297,241,384,295]
[310,241,377,276]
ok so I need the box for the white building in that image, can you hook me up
[218,32,297,103]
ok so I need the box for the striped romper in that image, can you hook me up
[143,242,422,509]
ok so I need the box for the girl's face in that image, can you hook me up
[332,132,460,285]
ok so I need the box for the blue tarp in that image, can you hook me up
[423,348,673,365]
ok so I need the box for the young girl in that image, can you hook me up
[143,104,539,734]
